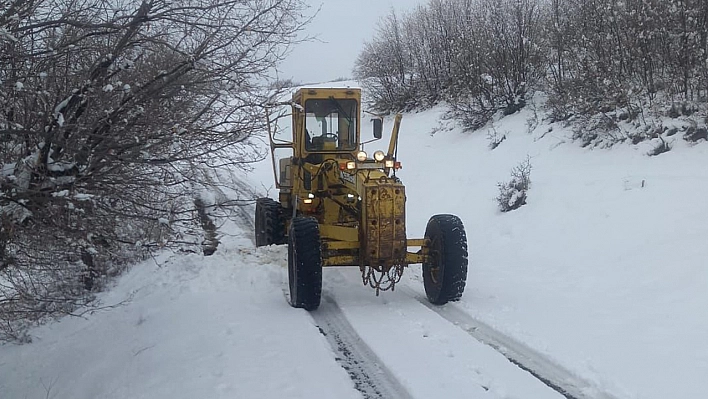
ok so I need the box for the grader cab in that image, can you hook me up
[256,87,468,310]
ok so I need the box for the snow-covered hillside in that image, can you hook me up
[1,87,706,399]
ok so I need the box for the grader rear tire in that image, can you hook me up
[255,198,285,247]
[422,214,468,305]
[288,217,322,310]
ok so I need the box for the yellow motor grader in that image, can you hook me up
[257,87,468,310]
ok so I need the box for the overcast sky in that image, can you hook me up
[278,0,426,84]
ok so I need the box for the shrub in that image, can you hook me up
[497,157,532,212]
[648,137,672,156]
[684,127,708,143]
[487,127,507,150]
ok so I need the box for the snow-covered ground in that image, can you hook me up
[1,85,706,399]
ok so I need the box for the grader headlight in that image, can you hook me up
[385,159,395,168]
[346,161,356,170]
[356,151,368,162]
[373,150,386,162]
[303,193,315,204]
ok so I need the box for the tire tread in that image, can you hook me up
[423,214,469,305]
[288,217,322,310]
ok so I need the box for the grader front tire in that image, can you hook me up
[422,214,469,305]
[288,217,322,310]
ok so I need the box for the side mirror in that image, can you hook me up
[372,118,383,139]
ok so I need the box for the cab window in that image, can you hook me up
[304,98,357,151]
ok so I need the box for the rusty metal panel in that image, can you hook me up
[363,182,407,268]
[322,255,358,267]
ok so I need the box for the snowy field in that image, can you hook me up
[1,84,707,399]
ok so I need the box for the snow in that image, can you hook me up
[0,244,361,399]
[51,190,70,197]
[0,27,18,42]
[53,95,73,128]
[47,160,76,172]
[54,97,71,115]
[391,105,708,399]
[1,162,15,177]
[1,88,707,399]
[73,193,93,201]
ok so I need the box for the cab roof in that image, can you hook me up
[292,87,361,103]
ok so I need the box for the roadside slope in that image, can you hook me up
[393,105,708,399]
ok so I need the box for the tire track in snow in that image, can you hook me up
[405,288,621,399]
[310,294,414,399]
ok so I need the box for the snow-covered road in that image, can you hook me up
[0,237,589,399]
[320,267,566,399]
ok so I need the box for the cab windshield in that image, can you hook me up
[304,98,357,151]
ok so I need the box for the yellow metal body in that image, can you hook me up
[267,87,425,271]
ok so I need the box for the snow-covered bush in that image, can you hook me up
[648,137,672,156]
[194,197,219,256]
[684,126,708,143]
[487,126,507,150]
[497,157,532,213]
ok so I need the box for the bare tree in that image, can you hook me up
[0,0,310,341]
[356,0,544,127]
[355,9,414,110]
[358,0,708,139]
